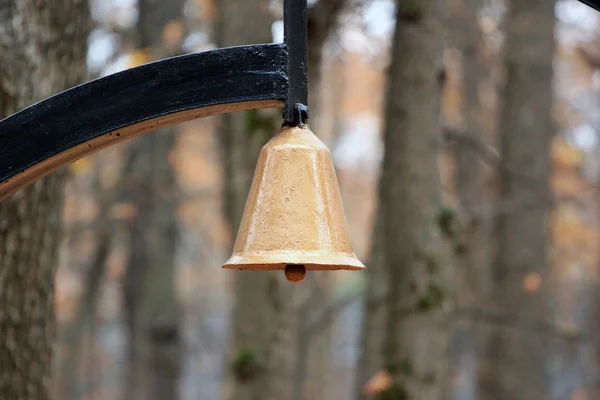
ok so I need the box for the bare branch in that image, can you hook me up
[453,306,589,345]
[302,288,362,337]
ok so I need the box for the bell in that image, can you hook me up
[223,125,365,282]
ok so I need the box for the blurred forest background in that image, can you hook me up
[2,0,600,399]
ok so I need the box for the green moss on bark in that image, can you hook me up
[231,348,261,382]
[436,207,456,239]
[416,283,445,312]
[376,382,409,400]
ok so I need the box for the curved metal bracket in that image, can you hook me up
[0,43,287,200]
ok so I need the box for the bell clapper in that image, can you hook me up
[285,264,306,283]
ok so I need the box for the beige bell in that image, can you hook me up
[223,125,365,282]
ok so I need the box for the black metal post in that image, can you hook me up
[283,0,309,126]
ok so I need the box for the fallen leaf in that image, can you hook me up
[523,272,542,294]
[362,369,393,396]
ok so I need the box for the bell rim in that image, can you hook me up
[222,251,366,270]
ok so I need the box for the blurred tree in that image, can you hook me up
[449,0,488,306]
[121,1,185,399]
[215,1,296,399]
[0,1,90,399]
[476,0,556,398]
[358,0,450,399]
[356,208,387,399]
[445,0,488,397]
[297,2,349,399]
[215,0,349,397]
[56,160,120,399]
[306,0,346,110]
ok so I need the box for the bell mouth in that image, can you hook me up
[222,250,366,270]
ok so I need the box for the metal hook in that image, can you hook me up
[294,103,310,126]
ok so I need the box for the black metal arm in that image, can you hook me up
[0,44,288,200]
[0,0,310,200]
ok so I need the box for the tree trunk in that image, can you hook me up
[306,0,346,111]
[0,2,90,399]
[450,0,488,307]
[299,3,347,399]
[122,1,184,399]
[122,132,181,400]
[356,210,387,399]
[446,1,488,398]
[215,2,296,400]
[376,1,450,398]
[57,162,120,399]
[476,1,556,399]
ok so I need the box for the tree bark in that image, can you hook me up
[215,2,296,400]
[306,0,346,111]
[356,210,387,399]
[446,1,488,398]
[298,3,347,399]
[375,1,450,399]
[450,0,488,306]
[121,1,184,399]
[476,1,556,399]
[56,162,120,399]
[0,2,90,399]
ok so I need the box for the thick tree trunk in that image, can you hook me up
[446,1,488,398]
[298,3,347,399]
[0,2,90,399]
[376,1,450,399]
[122,1,184,399]
[450,0,488,306]
[476,1,556,399]
[122,132,181,400]
[215,2,295,400]
[54,159,121,399]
